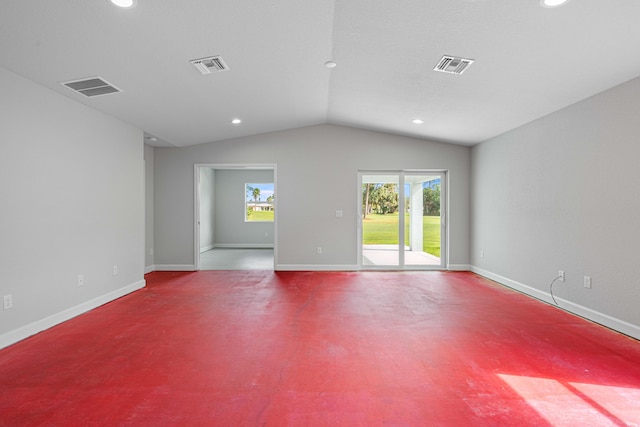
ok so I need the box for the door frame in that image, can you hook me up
[357,169,447,270]
[193,163,278,270]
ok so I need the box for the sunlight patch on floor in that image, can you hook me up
[498,373,640,426]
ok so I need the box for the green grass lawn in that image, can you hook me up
[247,210,274,222]
[362,213,441,257]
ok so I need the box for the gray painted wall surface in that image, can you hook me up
[0,66,144,337]
[214,169,274,246]
[145,144,155,269]
[154,124,470,268]
[471,76,640,329]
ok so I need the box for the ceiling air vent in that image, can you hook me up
[434,55,474,75]
[190,55,229,75]
[61,77,121,97]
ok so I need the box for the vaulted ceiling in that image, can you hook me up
[2,1,640,147]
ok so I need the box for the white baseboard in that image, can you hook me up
[199,244,215,253]
[154,264,196,271]
[448,264,471,271]
[276,264,360,271]
[0,279,146,350]
[144,265,155,274]
[471,267,551,302]
[275,264,460,272]
[214,243,274,249]
[471,266,640,341]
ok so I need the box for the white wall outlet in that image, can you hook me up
[335,210,343,218]
[584,276,592,289]
[78,274,84,286]
[149,247,154,256]
[3,294,13,310]
[480,250,484,258]
[316,247,322,254]
[112,265,118,276]
[558,271,565,282]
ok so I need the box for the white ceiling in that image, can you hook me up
[1,0,640,147]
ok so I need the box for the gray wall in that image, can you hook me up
[154,124,471,269]
[145,144,155,270]
[214,169,274,247]
[0,66,145,346]
[471,76,640,338]
[199,167,215,252]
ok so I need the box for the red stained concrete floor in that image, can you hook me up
[1,271,640,426]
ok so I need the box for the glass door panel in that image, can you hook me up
[361,174,400,266]
[404,173,443,267]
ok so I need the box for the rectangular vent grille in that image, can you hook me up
[190,55,229,75]
[61,77,121,97]
[434,55,474,75]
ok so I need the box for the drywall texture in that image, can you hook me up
[213,169,274,247]
[154,124,470,268]
[471,76,640,331]
[198,167,215,251]
[0,65,144,337]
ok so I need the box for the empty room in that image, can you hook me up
[2,1,640,425]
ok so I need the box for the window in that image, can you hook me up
[245,183,274,222]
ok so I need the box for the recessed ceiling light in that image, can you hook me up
[412,119,424,124]
[231,119,242,125]
[325,61,337,69]
[109,0,136,8]
[540,0,569,8]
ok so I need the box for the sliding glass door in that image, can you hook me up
[361,174,401,266]
[359,171,446,269]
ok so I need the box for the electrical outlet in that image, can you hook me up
[558,271,565,282]
[149,247,154,256]
[480,250,484,258]
[584,276,592,289]
[112,265,118,276]
[78,274,84,287]
[335,210,343,218]
[3,294,13,310]
[316,247,322,254]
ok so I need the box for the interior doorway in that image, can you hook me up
[199,248,274,270]
[194,164,277,270]
[359,171,446,270]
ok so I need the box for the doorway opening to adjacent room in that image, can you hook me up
[194,164,277,270]
[358,171,446,270]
